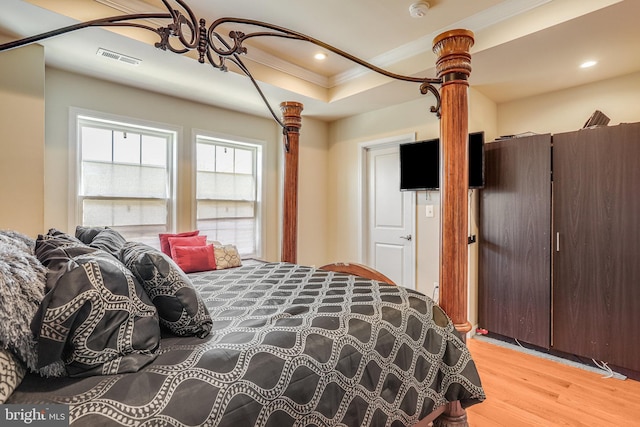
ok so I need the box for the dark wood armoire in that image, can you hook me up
[479,134,552,349]
[479,122,640,374]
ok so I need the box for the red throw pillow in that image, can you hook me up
[159,231,199,256]
[171,245,217,273]
[167,235,207,259]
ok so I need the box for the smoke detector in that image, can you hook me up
[409,1,430,18]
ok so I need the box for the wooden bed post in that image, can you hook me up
[280,101,304,263]
[432,30,475,336]
[430,29,475,427]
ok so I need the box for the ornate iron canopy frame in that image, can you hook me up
[0,0,443,149]
[1,0,479,356]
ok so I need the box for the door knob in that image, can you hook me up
[400,234,412,241]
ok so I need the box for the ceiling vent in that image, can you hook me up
[96,48,141,66]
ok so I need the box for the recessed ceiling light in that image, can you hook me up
[314,52,327,61]
[580,60,597,68]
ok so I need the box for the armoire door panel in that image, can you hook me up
[479,134,552,348]
[552,123,640,371]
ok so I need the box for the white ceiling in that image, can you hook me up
[1,0,639,121]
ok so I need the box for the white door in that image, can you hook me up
[365,144,416,288]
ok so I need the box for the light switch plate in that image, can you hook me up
[426,205,434,217]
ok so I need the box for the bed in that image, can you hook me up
[5,253,483,426]
[0,1,484,425]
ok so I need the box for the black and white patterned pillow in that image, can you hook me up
[0,348,25,403]
[34,232,161,377]
[120,242,213,338]
[74,226,127,258]
[35,230,96,272]
[88,228,127,259]
[75,225,107,244]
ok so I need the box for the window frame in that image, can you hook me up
[69,107,181,240]
[192,129,266,259]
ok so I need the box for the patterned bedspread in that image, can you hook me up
[9,262,485,426]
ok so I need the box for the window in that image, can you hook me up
[195,134,262,257]
[74,113,176,246]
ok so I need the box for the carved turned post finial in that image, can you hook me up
[280,101,303,133]
[432,30,474,337]
[432,29,474,81]
[280,101,303,263]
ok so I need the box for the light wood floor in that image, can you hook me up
[465,338,640,426]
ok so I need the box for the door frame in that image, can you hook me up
[358,133,416,288]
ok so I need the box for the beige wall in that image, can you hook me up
[0,45,329,263]
[44,68,282,260]
[327,96,437,266]
[497,71,640,136]
[43,68,330,264]
[328,87,499,328]
[328,96,439,276]
[326,71,640,329]
[0,43,45,235]
[296,117,330,265]
[466,89,500,329]
[2,39,639,324]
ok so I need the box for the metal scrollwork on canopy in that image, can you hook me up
[0,0,443,137]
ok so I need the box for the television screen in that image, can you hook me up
[399,131,484,190]
[468,131,485,189]
[399,138,439,190]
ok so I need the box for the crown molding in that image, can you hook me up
[95,0,330,88]
[242,48,330,88]
[331,0,551,87]
[96,0,550,89]
[94,0,167,27]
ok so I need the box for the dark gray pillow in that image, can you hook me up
[33,234,161,378]
[75,225,107,244]
[44,228,79,240]
[35,230,95,266]
[120,242,213,338]
[88,228,127,259]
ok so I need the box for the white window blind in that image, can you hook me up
[76,115,175,247]
[196,135,261,257]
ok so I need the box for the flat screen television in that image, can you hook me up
[399,131,485,190]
